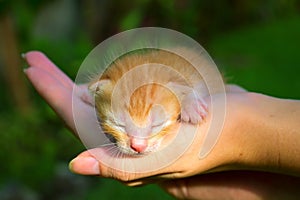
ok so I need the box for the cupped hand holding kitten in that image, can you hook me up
[24,51,300,200]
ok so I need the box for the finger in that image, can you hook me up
[69,153,100,175]
[23,51,73,90]
[69,149,164,183]
[24,66,76,133]
[69,151,153,187]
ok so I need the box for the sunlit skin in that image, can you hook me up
[24,51,300,199]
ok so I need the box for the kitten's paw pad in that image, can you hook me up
[181,93,208,124]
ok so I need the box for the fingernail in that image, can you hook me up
[21,53,26,59]
[23,68,28,74]
[69,156,100,175]
[22,53,29,74]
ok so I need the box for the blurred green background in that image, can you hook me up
[0,0,299,199]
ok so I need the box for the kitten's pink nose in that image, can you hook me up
[130,138,147,153]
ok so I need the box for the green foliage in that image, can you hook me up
[209,15,300,99]
[26,34,92,80]
[0,108,84,188]
[120,8,143,30]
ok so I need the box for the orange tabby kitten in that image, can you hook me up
[88,48,209,155]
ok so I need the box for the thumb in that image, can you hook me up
[69,149,157,184]
[69,151,100,175]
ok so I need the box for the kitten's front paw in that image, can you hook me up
[181,92,208,124]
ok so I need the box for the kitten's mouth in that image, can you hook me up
[103,131,167,156]
[119,146,151,156]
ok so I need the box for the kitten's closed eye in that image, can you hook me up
[115,122,125,128]
[151,120,171,134]
[113,120,126,132]
[105,133,117,143]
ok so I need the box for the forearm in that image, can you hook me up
[229,93,300,176]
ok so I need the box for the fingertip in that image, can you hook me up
[23,51,49,67]
[69,156,100,175]
[22,50,74,89]
[24,51,46,59]
[23,65,34,78]
[68,158,77,173]
[23,65,39,80]
[23,67,28,74]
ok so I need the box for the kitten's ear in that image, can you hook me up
[88,79,111,94]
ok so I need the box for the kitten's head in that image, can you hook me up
[89,79,180,155]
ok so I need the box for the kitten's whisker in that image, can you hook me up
[99,143,117,147]
[106,145,119,152]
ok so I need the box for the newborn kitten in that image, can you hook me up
[88,48,209,155]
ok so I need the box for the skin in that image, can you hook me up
[24,51,300,199]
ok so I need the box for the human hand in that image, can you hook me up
[23,51,237,183]
[24,51,300,199]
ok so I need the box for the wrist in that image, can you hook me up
[226,93,300,176]
[202,92,279,173]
